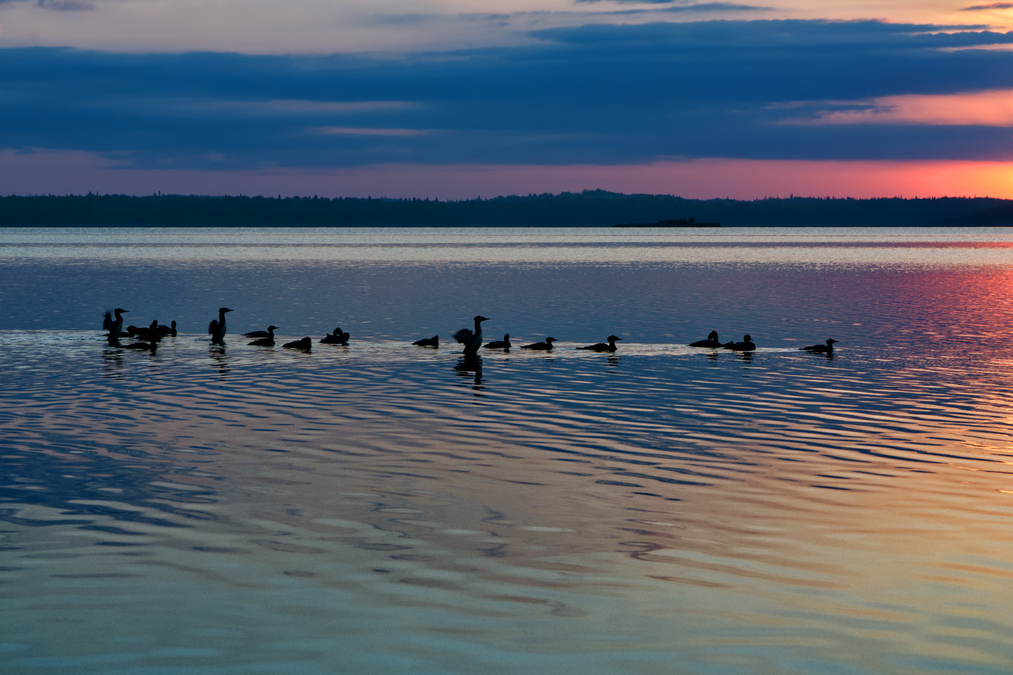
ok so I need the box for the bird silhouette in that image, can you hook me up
[283,337,312,351]
[800,338,838,354]
[106,308,128,346]
[321,327,350,345]
[249,326,278,347]
[723,334,756,351]
[453,316,489,356]
[484,334,511,349]
[577,335,622,352]
[689,331,721,348]
[208,307,233,345]
[521,337,557,350]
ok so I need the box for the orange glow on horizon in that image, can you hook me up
[0,149,1011,200]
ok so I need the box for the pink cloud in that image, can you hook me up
[788,89,1013,127]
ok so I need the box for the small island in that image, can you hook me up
[614,217,720,228]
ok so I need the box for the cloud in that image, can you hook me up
[0,0,96,8]
[38,0,94,9]
[576,0,767,9]
[216,100,419,114]
[661,3,768,10]
[780,89,1013,126]
[316,126,429,136]
[963,3,1013,9]
[2,19,1013,173]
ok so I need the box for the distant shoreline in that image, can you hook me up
[1,190,1010,227]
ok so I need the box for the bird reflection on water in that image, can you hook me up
[101,347,125,379]
[209,344,229,376]
[124,339,157,354]
[454,355,484,392]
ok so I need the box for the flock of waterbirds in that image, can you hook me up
[102,309,839,357]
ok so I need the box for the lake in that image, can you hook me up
[3,226,1013,674]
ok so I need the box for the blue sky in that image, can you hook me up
[1,1,1012,198]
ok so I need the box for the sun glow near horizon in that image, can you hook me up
[2,2,1013,199]
[1,150,1011,200]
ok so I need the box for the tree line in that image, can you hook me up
[0,190,1009,226]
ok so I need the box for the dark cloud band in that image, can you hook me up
[2,19,1012,170]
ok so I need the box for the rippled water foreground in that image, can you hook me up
[4,227,1013,674]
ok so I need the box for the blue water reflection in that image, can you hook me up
[4,228,1013,674]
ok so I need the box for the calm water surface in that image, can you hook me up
[3,227,1013,674]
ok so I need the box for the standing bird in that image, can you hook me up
[484,334,511,350]
[577,335,622,352]
[413,335,439,347]
[208,307,233,345]
[320,327,350,345]
[283,337,312,351]
[453,316,489,356]
[723,334,756,351]
[800,338,838,354]
[521,337,557,351]
[689,331,722,348]
[249,326,278,347]
[106,308,128,345]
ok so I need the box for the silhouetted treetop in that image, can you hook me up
[0,190,1008,226]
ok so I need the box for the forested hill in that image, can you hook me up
[1,191,1011,227]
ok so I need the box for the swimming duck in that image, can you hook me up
[453,316,488,356]
[249,326,278,347]
[283,337,312,351]
[723,334,756,351]
[521,337,556,350]
[321,327,350,345]
[577,335,622,352]
[800,338,838,354]
[133,320,162,343]
[208,307,232,345]
[484,334,511,349]
[157,320,178,337]
[244,325,276,338]
[689,331,722,348]
[413,335,439,347]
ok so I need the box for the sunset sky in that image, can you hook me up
[1,0,1012,199]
